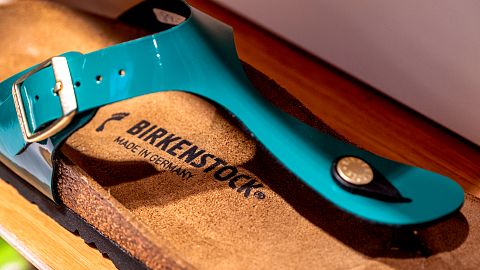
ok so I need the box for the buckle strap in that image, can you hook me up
[0,7,239,156]
[12,56,77,143]
[0,1,466,225]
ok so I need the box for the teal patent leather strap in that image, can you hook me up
[0,3,464,225]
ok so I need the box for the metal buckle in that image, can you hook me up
[12,56,77,143]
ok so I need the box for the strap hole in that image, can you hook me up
[118,69,126,76]
[34,95,39,101]
[96,75,103,83]
[75,81,81,87]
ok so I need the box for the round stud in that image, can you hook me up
[335,156,374,185]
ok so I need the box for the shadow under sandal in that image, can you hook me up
[0,0,469,269]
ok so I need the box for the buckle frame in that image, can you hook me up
[12,56,77,143]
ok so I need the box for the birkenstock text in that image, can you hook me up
[115,119,266,199]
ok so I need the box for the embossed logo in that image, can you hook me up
[110,118,265,200]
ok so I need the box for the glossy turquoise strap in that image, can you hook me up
[0,3,464,225]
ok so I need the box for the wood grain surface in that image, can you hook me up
[0,0,479,269]
[0,179,116,270]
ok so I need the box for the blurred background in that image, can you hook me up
[0,238,32,270]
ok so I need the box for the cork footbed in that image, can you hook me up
[2,1,480,270]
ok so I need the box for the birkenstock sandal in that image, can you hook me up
[0,0,469,269]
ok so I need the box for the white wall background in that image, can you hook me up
[214,0,480,144]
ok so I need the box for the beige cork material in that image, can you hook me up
[1,1,480,270]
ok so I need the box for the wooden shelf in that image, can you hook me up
[0,0,479,269]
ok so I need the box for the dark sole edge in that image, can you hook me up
[0,162,150,270]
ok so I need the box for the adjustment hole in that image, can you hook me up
[34,95,39,101]
[118,69,126,77]
[96,75,103,83]
[75,81,81,87]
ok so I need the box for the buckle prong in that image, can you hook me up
[54,81,63,94]
[12,56,77,143]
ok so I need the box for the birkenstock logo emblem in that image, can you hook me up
[115,119,266,200]
[96,112,130,132]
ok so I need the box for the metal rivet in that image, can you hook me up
[335,156,374,185]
